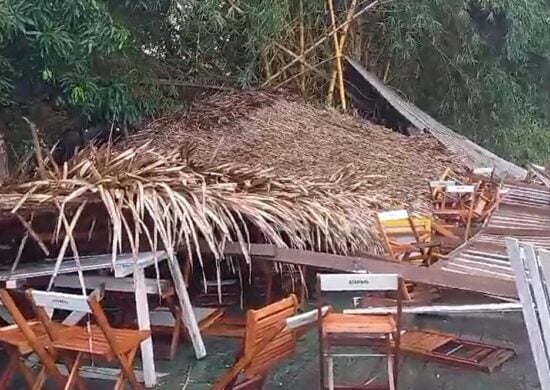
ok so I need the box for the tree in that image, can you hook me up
[0,0,176,158]
[361,0,550,162]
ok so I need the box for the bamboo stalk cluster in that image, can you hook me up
[260,0,379,110]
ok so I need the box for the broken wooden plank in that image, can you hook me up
[207,243,518,298]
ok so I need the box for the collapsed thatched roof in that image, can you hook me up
[124,89,461,210]
[0,90,462,268]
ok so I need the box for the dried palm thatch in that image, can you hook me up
[0,90,462,272]
[0,141,393,271]
[124,89,463,211]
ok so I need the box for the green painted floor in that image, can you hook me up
[152,308,538,389]
[1,294,540,389]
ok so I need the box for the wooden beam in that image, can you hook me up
[211,243,518,298]
[166,255,206,359]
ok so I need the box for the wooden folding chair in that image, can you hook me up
[26,288,150,390]
[376,209,441,265]
[317,273,403,390]
[432,184,480,238]
[54,274,184,361]
[212,294,299,390]
[0,289,68,390]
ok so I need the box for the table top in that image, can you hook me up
[0,251,169,282]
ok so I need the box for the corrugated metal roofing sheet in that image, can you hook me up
[346,57,526,180]
[435,181,550,285]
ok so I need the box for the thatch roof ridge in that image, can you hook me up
[123,89,462,210]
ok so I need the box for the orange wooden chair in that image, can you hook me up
[316,273,403,390]
[212,294,299,390]
[26,288,150,390]
[0,289,68,390]
[376,210,441,265]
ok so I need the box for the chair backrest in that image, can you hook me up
[378,211,431,237]
[0,289,68,387]
[27,290,92,313]
[27,287,122,357]
[242,294,298,378]
[445,184,476,194]
[377,210,428,259]
[318,273,399,293]
[0,289,43,345]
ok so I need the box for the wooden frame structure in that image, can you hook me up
[0,289,64,390]
[212,294,299,389]
[26,288,150,389]
[316,273,402,390]
[506,238,550,390]
[432,184,479,239]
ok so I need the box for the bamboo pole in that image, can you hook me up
[261,0,381,87]
[326,0,358,106]
[326,0,347,110]
[274,58,334,88]
[274,42,330,82]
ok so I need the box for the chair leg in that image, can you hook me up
[386,335,396,390]
[116,346,143,390]
[165,295,182,360]
[18,359,37,390]
[63,351,85,390]
[327,356,334,390]
[32,367,48,390]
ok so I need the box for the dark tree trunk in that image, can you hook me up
[0,129,8,181]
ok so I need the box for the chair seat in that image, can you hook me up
[322,313,396,334]
[433,210,469,216]
[0,321,47,354]
[51,325,150,359]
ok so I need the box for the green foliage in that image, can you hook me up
[363,0,550,163]
[0,0,548,167]
[0,0,174,128]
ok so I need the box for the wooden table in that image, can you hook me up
[0,251,206,388]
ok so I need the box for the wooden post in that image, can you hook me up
[133,267,156,388]
[166,255,206,359]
